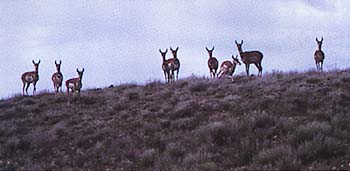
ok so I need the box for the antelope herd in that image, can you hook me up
[21,38,325,96]
[21,60,84,96]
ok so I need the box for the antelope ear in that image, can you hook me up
[212,46,215,51]
[55,60,58,65]
[170,46,173,51]
[321,37,324,42]
[176,46,179,51]
[232,55,234,59]
[235,40,238,45]
[241,40,243,44]
[159,49,162,53]
[205,47,209,51]
[235,55,239,59]
[32,60,35,64]
[38,60,41,64]
[316,37,319,42]
[81,68,85,72]
[76,68,79,72]
[59,60,62,64]
[165,49,168,53]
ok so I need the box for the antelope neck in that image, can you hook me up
[238,47,243,53]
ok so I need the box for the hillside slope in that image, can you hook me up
[0,70,350,170]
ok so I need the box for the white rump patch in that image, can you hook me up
[68,82,75,88]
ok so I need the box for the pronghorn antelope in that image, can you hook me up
[235,40,263,77]
[170,46,180,81]
[217,55,241,82]
[206,46,219,78]
[159,49,173,83]
[21,60,40,96]
[52,60,63,93]
[314,37,325,72]
[66,68,85,95]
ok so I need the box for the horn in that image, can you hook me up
[211,46,215,51]
[32,60,40,64]
[77,68,84,72]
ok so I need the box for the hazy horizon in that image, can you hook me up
[1,0,350,98]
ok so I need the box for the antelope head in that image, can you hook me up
[76,68,85,80]
[159,49,168,61]
[206,46,215,58]
[316,37,323,50]
[232,55,241,65]
[235,40,244,52]
[170,46,179,58]
[55,60,62,72]
[32,60,41,72]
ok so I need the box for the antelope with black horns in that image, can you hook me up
[170,46,180,81]
[314,37,325,72]
[159,49,173,83]
[21,60,40,96]
[206,46,219,78]
[217,55,241,82]
[52,60,63,93]
[66,68,85,95]
[235,40,263,77]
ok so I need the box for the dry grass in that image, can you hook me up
[0,70,350,170]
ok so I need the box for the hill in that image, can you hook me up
[0,70,350,170]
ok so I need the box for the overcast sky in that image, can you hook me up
[1,0,350,98]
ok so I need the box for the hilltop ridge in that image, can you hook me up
[0,70,350,170]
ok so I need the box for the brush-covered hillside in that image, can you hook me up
[1,70,350,170]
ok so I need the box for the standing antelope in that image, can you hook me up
[314,37,325,72]
[235,40,263,77]
[217,55,241,82]
[52,60,63,93]
[170,46,180,81]
[21,60,40,96]
[206,46,219,78]
[159,49,173,83]
[66,68,85,95]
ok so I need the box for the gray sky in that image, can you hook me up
[1,0,350,98]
